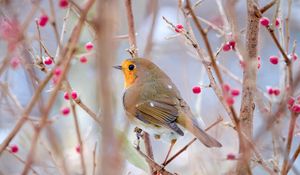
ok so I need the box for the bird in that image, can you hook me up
[114,58,222,162]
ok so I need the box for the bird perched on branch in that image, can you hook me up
[114,58,221,162]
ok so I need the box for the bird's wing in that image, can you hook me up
[135,100,184,136]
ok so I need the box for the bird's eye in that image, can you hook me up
[128,64,135,71]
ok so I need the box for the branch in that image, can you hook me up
[260,0,276,14]
[124,0,138,57]
[135,148,175,175]
[163,117,223,167]
[236,1,260,174]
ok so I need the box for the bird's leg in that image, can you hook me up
[134,127,143,150]
[162,139,176,166]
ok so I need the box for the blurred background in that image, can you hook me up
[0,0,300,174]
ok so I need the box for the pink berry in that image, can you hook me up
[10,145,18,153]
[71,91,78,100]
[59,0,69,8]
[267,87,274,95]
[229,40,236,50]
[85,42,94,51]
[275,18,280,27]
[292,104,300,113]
[231,89,240,96]
[80,56,88,63]
[44,57,53,65]
[226,153,236,160]
[192,86,201,94]
[54,67,62,76]
[289,53,298,61]
[273,88,280,96]
[64,92,70,100]
[10,57,20,69]
[269,56,279,65]
[222,83,231,92]
[76,145,81,153]
[222,43,231,52]
[260,17,270,27]
[38,14,49,27]
[226,96,234,106]
[257,56,261,69]
[61,107,70,116]
[175,24,184,33]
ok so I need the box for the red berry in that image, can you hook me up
[54,67,62,76]
[222,83,231,92]
[64,92,70,100]
[287,97,295,109]
[292,104,300,113]
[275,18,280,27]
[61,107,70,116]
[10,57,20,69]
[273,88,280,96]
[229,40,236,50]
[267,87,274,95]
[226,153,236,160]
[59,0,69,8]
[76,145,81,153]
[175,24,184,33]
[38,14,49,27]
[85,42,94,51]
[226,96,234,106]
[80,56,88,63]
[10,145,19,153]
[231,89,240,96]
[269,56,279,65]
[192,86,201,94]
[44,57,53,65]
[260,17,270,27]
[222,43,231,52]
[71,91,78,100]
[257,56,261,69]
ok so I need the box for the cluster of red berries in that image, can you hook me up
[79,42,94,63]
[267,87,280,96]
[287,97,300,113]
[260,17,280,27]
[222,40,236,52]
[37,1,69,27]
[222,83,240,107]
[60,91,79,116]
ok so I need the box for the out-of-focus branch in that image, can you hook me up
[20,1,96,174]
[125,0,138,57]
[96,0,123,174]
[285,144,300,173]
[281,113,299,175]
[143,0,158,58]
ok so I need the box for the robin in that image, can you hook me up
[114,58,222,163]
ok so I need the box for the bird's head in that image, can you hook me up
[114,58,157,88]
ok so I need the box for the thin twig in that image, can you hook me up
[163,117,223,167]
[92,142,97,175]
[260,0,276,14]
[124,0,138,57]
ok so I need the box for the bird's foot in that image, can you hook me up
[134,127,143,150]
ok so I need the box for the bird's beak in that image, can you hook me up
[113,65,122,70]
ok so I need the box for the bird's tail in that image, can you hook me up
[177,115,222,147]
